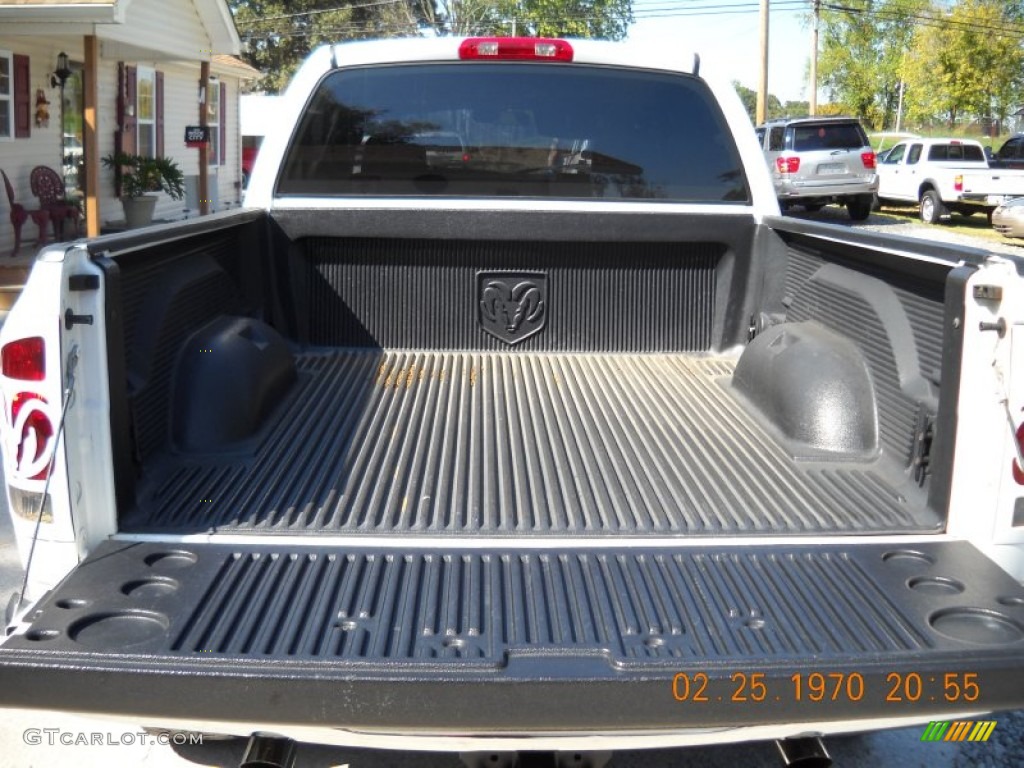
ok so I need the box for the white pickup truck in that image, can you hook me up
[877,137,1024,223]
[0,37,1023,767]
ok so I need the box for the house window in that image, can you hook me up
[137,66,156,157]
[207,78,220,166]
[0,50,13,140]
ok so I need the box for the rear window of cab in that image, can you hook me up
[788,122,869,152]
[927,144,985,162]
[277,62,751,203]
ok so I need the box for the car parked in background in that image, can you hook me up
[988,134,1024,169]
[755,116,877,220]
[992,196,1024,238]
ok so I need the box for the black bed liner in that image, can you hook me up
[3,539,1023,730]
[124,351,937,536]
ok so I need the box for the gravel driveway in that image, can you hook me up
[788,204,1024,257]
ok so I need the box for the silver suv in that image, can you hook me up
[755,117,878,220]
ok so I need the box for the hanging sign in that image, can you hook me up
[185,125,211,148]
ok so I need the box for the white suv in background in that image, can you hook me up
[756,116,878,220]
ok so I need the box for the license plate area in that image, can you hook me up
[816,163,846,176]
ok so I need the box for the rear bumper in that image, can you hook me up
[775,177,878,200]
[1,539,1023,741]
[958,193,1006,209]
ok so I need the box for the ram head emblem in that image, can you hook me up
[477,273,548,345]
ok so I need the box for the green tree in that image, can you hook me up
[818,0,929,129]
[232,0,634,94]
[733,82,788,123]
[231,0,422,92]
[903,0,1024,129]
[783,100,810,117]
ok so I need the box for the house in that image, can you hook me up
[0,0,259,257]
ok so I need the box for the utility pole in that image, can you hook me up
[896,79,905,133]
[809,0,820,115]
[757,0,769,124]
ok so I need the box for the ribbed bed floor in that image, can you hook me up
[127,351,936,535]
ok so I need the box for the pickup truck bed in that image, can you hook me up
[125,348,933,536]
[7,200,1018,747]
[107,213,942,540]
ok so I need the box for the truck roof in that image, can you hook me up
[325,36,700,77]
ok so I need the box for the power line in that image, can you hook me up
[822,1,1024,40]
[240,0,811,41]
[237,0,1022,45]
[235,0,413,26]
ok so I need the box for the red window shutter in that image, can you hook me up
[13,54,30,139]
[155,71,164,157]
[219,82,227,166]
[116,63,138,156]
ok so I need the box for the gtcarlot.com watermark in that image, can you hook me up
[23,729,204,747]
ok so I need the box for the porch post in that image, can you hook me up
[199,60,210,216]
[83,34,100,237]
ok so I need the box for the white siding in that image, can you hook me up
[100,0,211,61]
[98,61,246,224]
[0,36,82,257]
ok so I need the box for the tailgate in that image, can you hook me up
[799,150,868,186]
[962,171,1024,200]
[1,539,1023,734]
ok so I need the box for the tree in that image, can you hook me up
[903,0,1024,129]
[733,82,792,123]
[818,0,929,129]
[231,0,634,94]
[414,0,632,38]
[231,1,421,92]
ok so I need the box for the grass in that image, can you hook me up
[868,128,1013,154]
[873,203,1011,244]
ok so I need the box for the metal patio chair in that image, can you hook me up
[30,166,80,241]
[2,169,49,258]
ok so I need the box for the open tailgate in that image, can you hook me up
[0,539,1023,734]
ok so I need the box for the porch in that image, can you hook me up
[0,0,252,259]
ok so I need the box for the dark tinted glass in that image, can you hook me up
[928,144,985,162]
[277,63,750,202]
[998,139,1022,160]
[789,122,868,151]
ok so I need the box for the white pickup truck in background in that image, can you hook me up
[876,137,1024,223]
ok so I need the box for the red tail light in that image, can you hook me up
[11,392,53,480]
[2,337,45,381]
[776,156,800,174]
[459,37,574,62]
[861,151,877,169]
[955,175,963,192]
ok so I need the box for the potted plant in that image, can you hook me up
[102,152,185,229]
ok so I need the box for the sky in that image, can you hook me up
[626,0,812,103]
